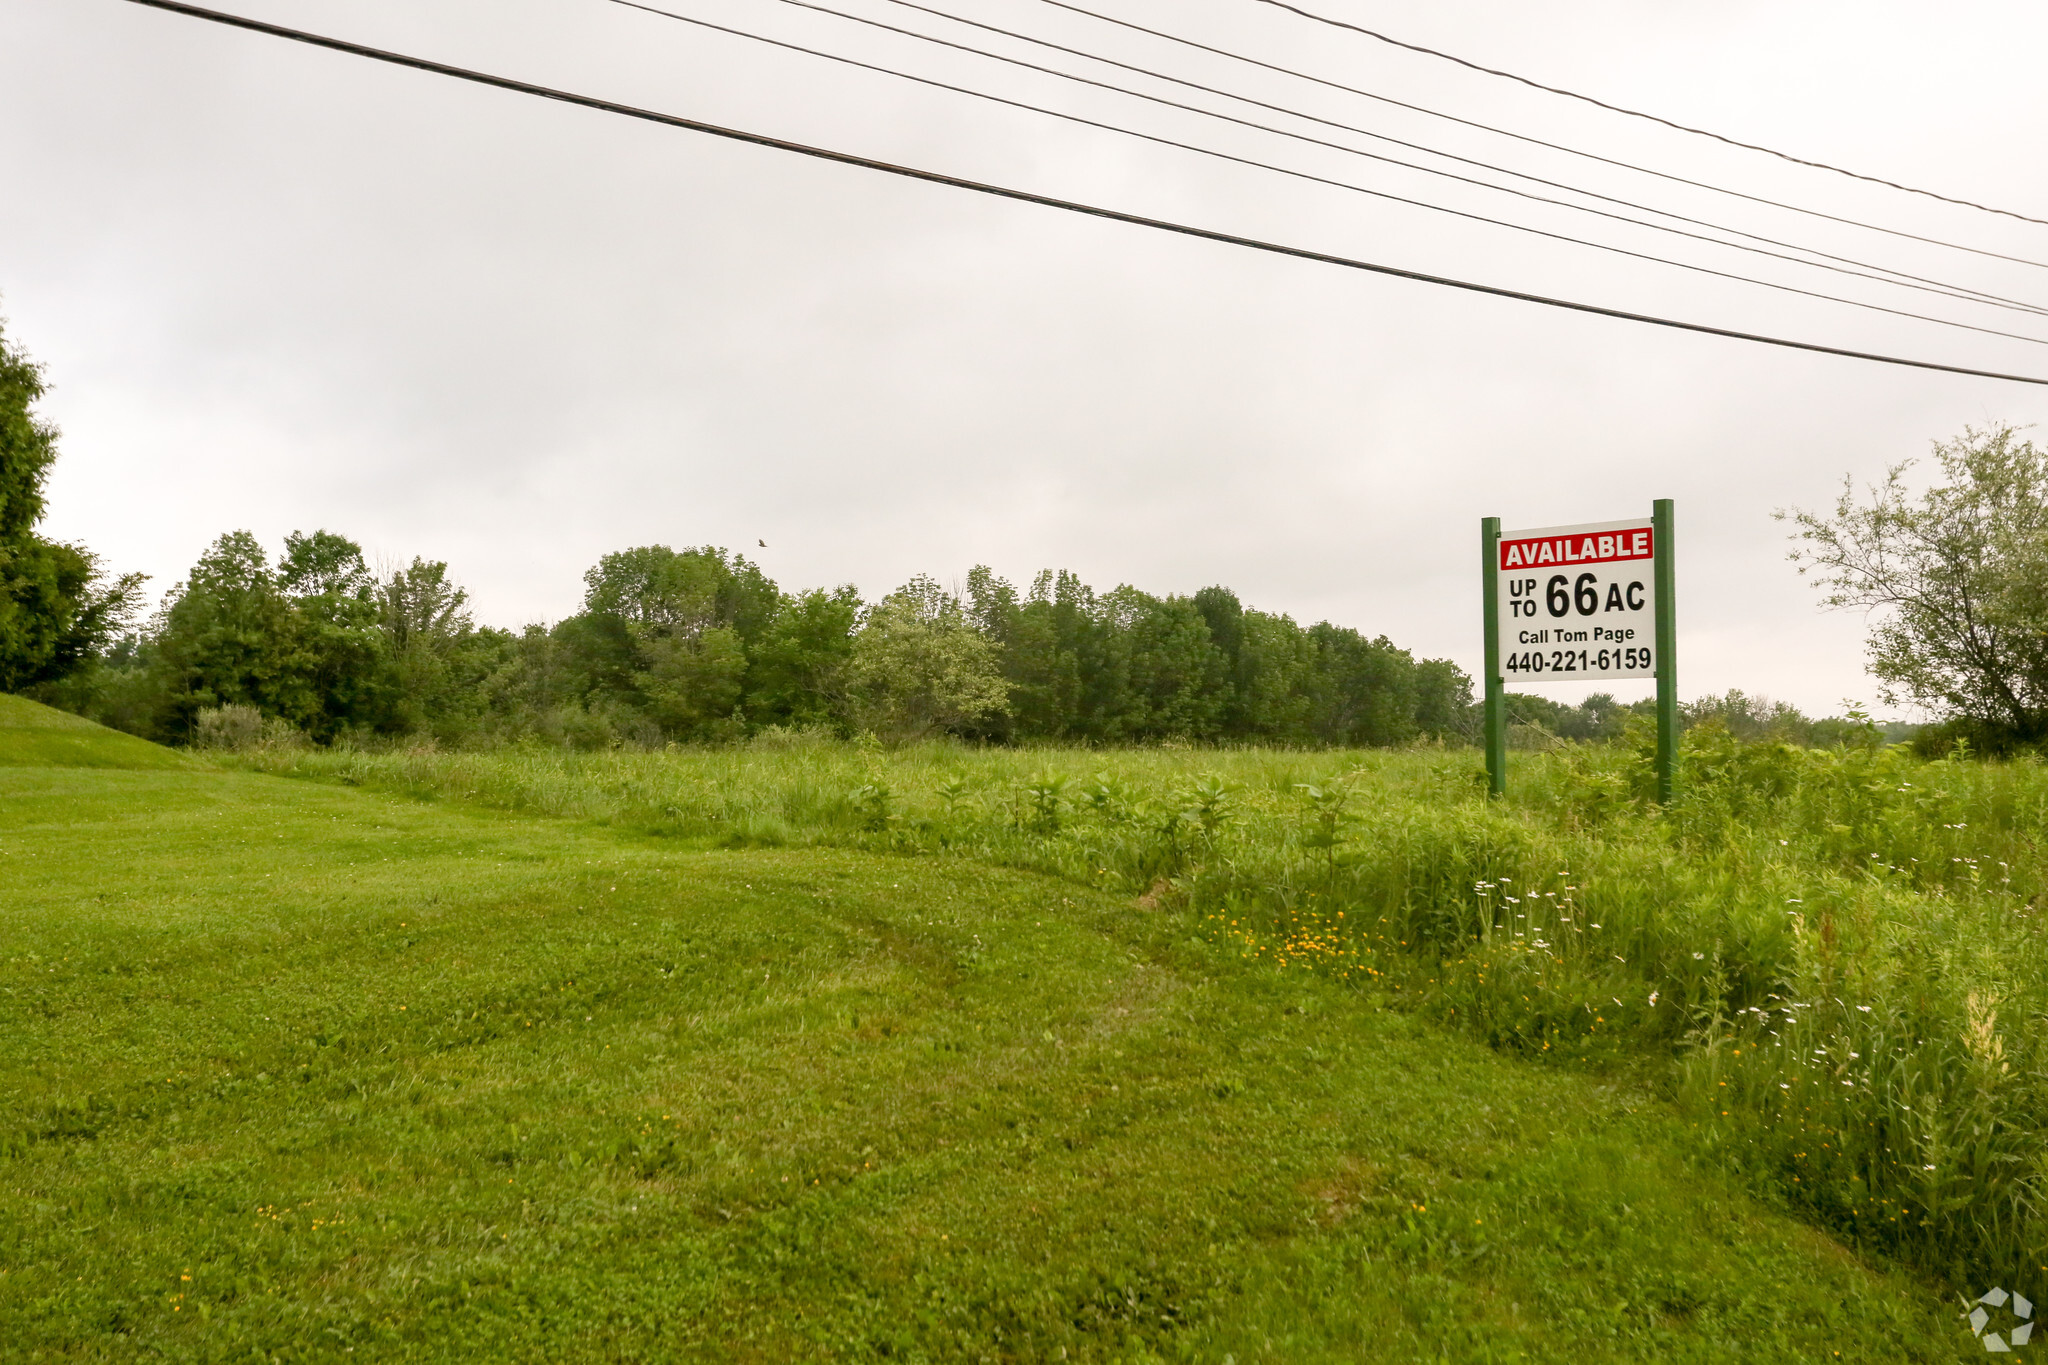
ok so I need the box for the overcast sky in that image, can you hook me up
[6,0,2048,716]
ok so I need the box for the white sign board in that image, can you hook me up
[1496,517,1657,682]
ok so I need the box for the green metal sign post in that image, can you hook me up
[1652,498,1678,805]
[1480,516,1506,797]
[1481,502,1675,800]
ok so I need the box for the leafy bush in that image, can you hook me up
[193,704,307,753]
[193,704,264,751]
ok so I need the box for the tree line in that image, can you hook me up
[34,530,1476,749]
[8,313,2046,753]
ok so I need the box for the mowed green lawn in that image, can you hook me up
[0,704,1970,1361]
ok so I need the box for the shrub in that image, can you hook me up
[194,704,308,752]
[193,704,264,751]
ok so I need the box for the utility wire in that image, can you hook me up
[1034,0,2048,273]
[885,0,2048,315]
[612,0,2048,346]
[1253,0,2048,229]
[111,0,2048,386]
[762,0,2048,319]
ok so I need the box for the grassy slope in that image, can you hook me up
[0,693,188,770]
[0,741,1972,1359]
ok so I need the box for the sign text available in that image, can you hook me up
[1496,517,1656,681]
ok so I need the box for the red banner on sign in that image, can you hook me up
[1499,527,1653,571]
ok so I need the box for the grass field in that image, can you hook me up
[0,699,1990,1360]
[231,729,2048,1292]
[0,693,190,770]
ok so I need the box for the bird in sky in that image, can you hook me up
[758,540,767,548]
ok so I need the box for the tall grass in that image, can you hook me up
[238,726,2048,1288]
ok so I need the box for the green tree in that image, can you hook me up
[1193,585,1249,731]
[1679,690,1809,743]
[849,575,1009,742]
[569,545,778,740]
[146,530,395,741]
[637,627,747,739]
[1098,588,1230,740]
[1784,424,2048,746]
[0,315,144,691]
[745,585,861,730]
[148,531,307,736]
[963,566,1472,747]
[278,530,389,738]
[1231,608,1318,741]
[380,557,473,652]
[582,545,778,644]
[996,569,1092,741]
[379,557,507,740]
[1410,656,1476,740]
[1305,624,1418,745]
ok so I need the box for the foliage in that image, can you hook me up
[742,585,860,730]
[963,566,1472,747]
[193,702,309,753]
[192,701,264,750]
[56,533,1476,753]
[0,738,1967,1360]
[1505,690,1655,746]
[142,529,390,742]
[235,730,2048,1295]
[377,557,501,738]
[0,314,143,690]
[848,575,1009,741]
[1783,423,2048,747]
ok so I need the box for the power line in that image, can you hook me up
[611,0,2048,346]
[110,0,2048,387]
[1252,0,2048,229]
[765,0,2048,319]
[1033,0,2048,273]
[886,0,2048,315]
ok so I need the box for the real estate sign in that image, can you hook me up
[1480,501,1677,802]
[1496,517,1656,682]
